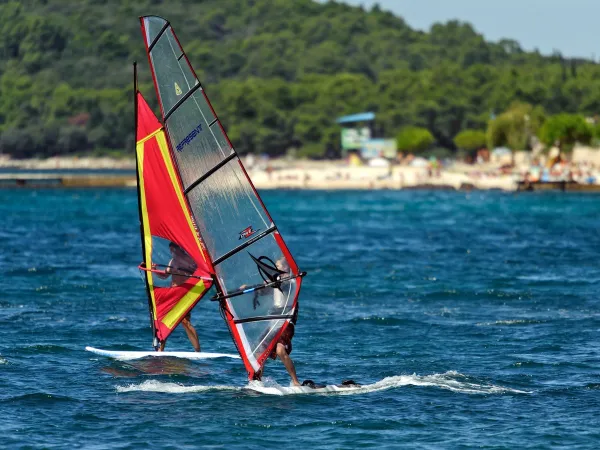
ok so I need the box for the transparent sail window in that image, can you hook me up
[150,235,197,288]
[237,319,286,359]
[149,27,198,113]
[219,234,297,320]
[225,280,296,322]
[215,233,292,292]
[186,159,270,260]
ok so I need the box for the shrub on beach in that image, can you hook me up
[396,127,435,154]
[297,143,326,159]
[454,129,487,151]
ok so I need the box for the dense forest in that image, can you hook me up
[1,0,600,158]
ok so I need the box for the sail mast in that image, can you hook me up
[133,61,158,348]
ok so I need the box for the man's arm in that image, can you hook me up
[276,343,300,386]
[153,259,173,279]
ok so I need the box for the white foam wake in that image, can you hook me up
[115,371,529,396]
[246,371,529,396]
[116,380,240,394]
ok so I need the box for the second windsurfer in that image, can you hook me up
[254,317,300,386]
[155,242,201,352]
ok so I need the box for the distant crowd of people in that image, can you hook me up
[524,155,598,185]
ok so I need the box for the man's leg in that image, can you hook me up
[181,315,200,352]
[276,343,300,386]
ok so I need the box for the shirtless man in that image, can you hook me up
[155,242,201,352]
[252,258,300,386]
[258,309,300,386]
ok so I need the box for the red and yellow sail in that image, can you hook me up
[135,91,213,343]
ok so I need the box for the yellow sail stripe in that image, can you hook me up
[136,127,164,146]
[155,132,210,264]
[136,140,158,320]
[162,282,206,328]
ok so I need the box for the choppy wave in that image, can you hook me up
[116,371,529,396]
[349,316,416,326]
[477,319,545,326]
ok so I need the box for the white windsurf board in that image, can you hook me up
[247,381,363,395]
[85,346,240,361]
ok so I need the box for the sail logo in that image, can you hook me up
[174,82,183,95]
[176,124,203,152]
[239,226,259,240]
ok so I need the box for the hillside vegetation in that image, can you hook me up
[1,0,599,158]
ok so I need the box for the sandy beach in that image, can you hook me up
[2,146,600,191]
[248,162,517,191]
[0,155,136,170]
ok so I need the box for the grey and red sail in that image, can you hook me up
[137,16,304,379]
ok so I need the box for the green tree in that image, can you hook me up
[593,123,600,145]
[538,114,593,153]
[454,129,487,151]
[487,102,545,153]
[396,126,435,154]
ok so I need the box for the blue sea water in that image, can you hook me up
[1,188,600,448]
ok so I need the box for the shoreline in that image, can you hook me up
[2,155,599,192]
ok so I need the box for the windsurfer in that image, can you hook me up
[155,242,201,352]
[252,257,301,386]
[253,318,300,386]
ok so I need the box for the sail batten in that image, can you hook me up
[139,15,304,379]
[183,151,236,195]
[164,83,202,122]
[213,225,277,266]
[148,21,169,52]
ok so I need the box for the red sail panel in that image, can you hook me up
[139,16,303,379]
[136,91,214,343]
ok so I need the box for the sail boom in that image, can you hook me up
[211,272,306,301]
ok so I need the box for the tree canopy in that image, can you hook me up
[454,129,487,152]
[1,0,599,158]
[539,114,593,152]
[396,127,434,154]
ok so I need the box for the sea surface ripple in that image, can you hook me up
[1,189,600,448]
